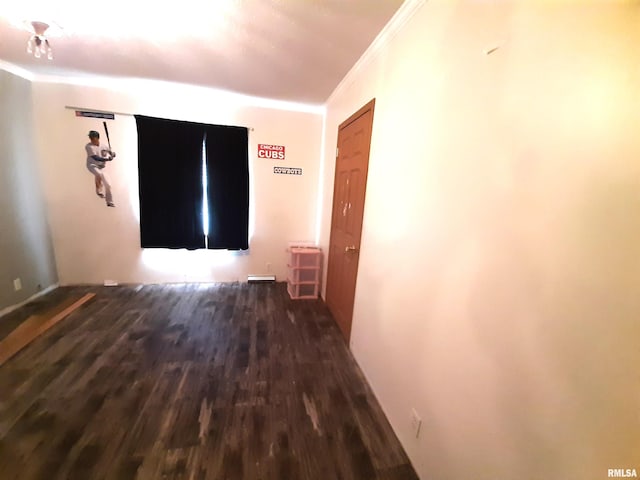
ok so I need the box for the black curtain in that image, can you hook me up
[135,115,206,249]
[205,125,249,250]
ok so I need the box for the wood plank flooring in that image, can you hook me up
[0,283,418,480]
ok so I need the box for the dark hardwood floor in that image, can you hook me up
[0,283,418,480]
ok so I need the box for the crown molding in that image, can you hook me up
[0,59,35,81]
[0,61,325,115]
[326,0,428,105]
[35,74,327,114]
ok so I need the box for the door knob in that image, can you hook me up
[344,245,358,253]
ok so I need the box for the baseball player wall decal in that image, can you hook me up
[85,127,116,207]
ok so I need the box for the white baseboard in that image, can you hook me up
[247,275,276,283]
[0,283,59,319]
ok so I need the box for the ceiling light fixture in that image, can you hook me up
[26,21,53,60]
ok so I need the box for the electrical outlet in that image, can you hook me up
[13,278,22,291]
[411,408,422,438]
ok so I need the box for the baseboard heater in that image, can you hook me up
[247,275,276,283]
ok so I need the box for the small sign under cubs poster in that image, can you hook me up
[274,166,302,175]
[258,144,285,160]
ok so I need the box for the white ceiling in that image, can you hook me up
[0,0,404,104]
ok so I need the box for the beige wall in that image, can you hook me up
[0,69,58,312]
[320,2,640,478]
[32,80,323,285]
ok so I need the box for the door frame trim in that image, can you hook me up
[325,98,376,342]
[339,98,376,131]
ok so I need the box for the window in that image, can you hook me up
[135,115,249,250]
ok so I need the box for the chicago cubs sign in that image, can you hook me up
[258,144,285,160]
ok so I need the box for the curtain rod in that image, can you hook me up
[65,105,133,116]
[64,106,254,130]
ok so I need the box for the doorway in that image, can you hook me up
[325,99,375,342]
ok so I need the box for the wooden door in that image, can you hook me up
[325,99,375,342]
